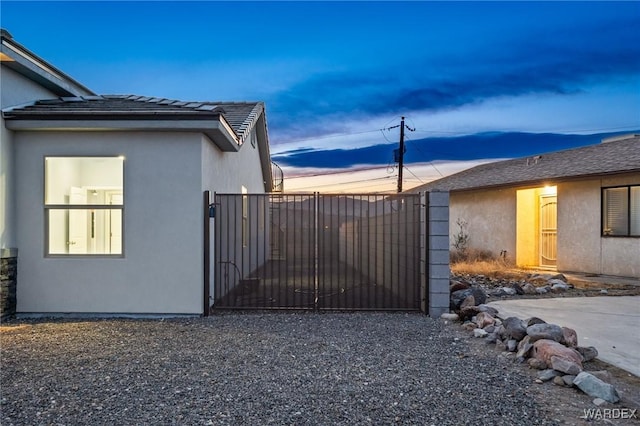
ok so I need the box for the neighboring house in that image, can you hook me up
[1,29,273,316]
[413,135,640,278]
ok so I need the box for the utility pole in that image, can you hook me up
[397,116,406,193]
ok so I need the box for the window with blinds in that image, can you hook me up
[602,185,640,237]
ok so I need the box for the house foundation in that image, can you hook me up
[1,248,18,321]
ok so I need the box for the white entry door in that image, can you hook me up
[68,187,88,254]
[539,195,557,268]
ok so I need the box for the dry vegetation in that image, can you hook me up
[450,248,528,280]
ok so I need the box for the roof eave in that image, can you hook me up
[255,111,273,192]
[1,35,95,97]
[444,169,640,193]
[4,118,241,152]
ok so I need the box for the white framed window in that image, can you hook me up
[602,185,640,237]
[45,157,124,255]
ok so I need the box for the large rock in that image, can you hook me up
[550,355,582,375]
[575,346,598,362]
[477,304,499,316]
[562,375,576,386]
[473,328,488,338]
[529,274,554,285]
[451,288,487,310]
[536,286,550,294]
[475,312,495,329]
[528,358,547,370]
[450,280,470,292]
[532,339,583,369]
[551,282,570,293]
[527,323,564,343]
[589,370,612,383]
[550,273,567,282]
[460,295,476,309]
[522,283,537,295]
[573,372,620,403]
[492,287,517,297]
[440,313,459,321]
[510,282,525,295]
[485,331,499,344]
[537,369,561,382]
[458,305,481,321]
[525,317,546,327]
[516,336,533,360]
[561,327,578,347]
[503,317,527,341]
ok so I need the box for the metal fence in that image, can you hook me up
[213,193,425,311]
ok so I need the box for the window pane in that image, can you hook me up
[48,209,122,255]
[603,187,628,236]
[45,157,123,205]
[631,186,640,236]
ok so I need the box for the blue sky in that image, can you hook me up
[2,1,639,191]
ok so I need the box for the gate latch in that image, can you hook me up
[209,204,216,218]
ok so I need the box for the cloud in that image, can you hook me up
[271,131,637,169]
[268,14,640,141]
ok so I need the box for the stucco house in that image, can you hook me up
[1,29,273,317]
[414,135,640,278]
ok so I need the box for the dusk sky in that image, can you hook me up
[2,1,639,192]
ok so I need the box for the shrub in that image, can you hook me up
[451,218,470,253]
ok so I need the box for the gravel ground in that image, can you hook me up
[1,312,557,425]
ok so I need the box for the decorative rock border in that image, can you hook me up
[445,274,627,406]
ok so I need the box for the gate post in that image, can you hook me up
[203,190,211,317]
[313,192,319,310]
[427,191,450,318]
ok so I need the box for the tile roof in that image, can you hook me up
[413,135,640,192]
[2,95,264,142]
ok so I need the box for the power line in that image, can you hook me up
[405,134,444,177]
[285,165,391,179]
[403,165,425,184]
[289,175,396,191]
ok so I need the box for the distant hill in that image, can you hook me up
[272,131,639,168]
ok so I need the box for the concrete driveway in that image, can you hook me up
[488,296,640,377]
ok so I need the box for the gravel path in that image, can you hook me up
[1,313,556,425]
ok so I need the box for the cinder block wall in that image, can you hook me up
[428,191,450,318]
[1,249,17,321]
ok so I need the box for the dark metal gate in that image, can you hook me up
[212,193,425,311]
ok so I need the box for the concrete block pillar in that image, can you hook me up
[427,191,450,318]
[1,248,18,321]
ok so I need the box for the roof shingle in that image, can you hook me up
[413,135,640,192]
[2,94,264,142]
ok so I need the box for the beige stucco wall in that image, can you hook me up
[451,174,639,277]
[450,188,517,259]
[556,180,601,273]
[14,131,206,314]
[559,175,640,277]
[1,66,60,249]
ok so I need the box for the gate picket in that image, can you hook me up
[213,193,424,311]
